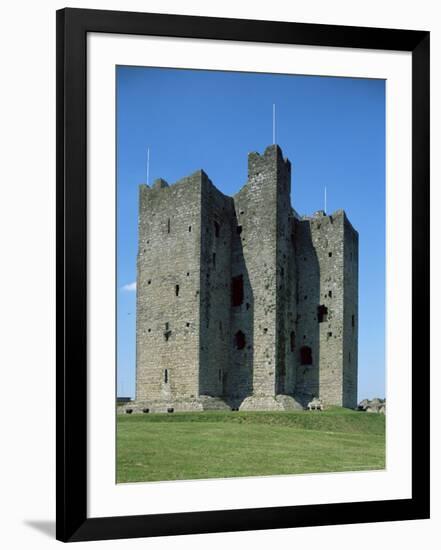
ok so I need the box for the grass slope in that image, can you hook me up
[117,409,385,483]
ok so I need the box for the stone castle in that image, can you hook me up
[128,145,358,413]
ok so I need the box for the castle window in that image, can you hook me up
[349,352,351,363]
[235,330,246,350]
[189,225,192,232]
[317,305,328,323]
[214,221,220,237]
[246,302,250,310]
[328,290,332,298]
[290,331,296,352]
[148,279,151,285]
[187,272,190,276]
[167,218,170,233]
[352,314,355,328]
[186,322,190,327]
[165,322,169,330]
[231,275,244,306]
[236,225,242,235]
[300,346,312,365]
[175,284,180,296]
[327,331,333,339]
[329,252,332,257]
[213,253,216,268]
[164,369,169,383]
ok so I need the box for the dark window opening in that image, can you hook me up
[352,314,355,328]
[212,253,216,267]
[328,252,332,257]
[188,226,192,232]
[281,267,284,277]
[214,221,220,237]
[165,322,169,330]
[167,218,170,233]
[246,302,250,310]
[235,330,246,350]
[148,279,151,285]
[147,328,151,332]
[317,305,328,323]
[186,322,190,327]
[186,272,190,276]
[349,352,351,363]
[164,369,168,383]
[231,275,244,306]
[263,328,268,334]
[175,284,179,296]
[300,346,312,365]
[328,290,332,298]
[236,225,242,235]
[290,331,296,352]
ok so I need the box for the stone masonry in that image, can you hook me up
[127,145,358,413]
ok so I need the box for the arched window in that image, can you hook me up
[300,346,312,365]
[235,330,246,350]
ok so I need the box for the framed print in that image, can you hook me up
[56,8,430,542]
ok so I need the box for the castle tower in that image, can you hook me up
[294,210,358,408]
[130,145,358,413]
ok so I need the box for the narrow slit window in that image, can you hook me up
[164,369,168,384]
[317,305,328,323]
[212,253,216,268]
[328,290,332,298]
[167,218,170,233]
[188,225,192,232]
[290,331,296,352]
[235,330,246,350]
[352,314,355,328]
[231,275,244,306]
[175,284,180,296]
[214,221,220,237]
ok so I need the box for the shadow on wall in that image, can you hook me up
[226,206,253,409]
[294,220,320,407]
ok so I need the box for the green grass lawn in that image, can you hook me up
[116,408,385,483]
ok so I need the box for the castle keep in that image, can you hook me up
[131,145,358,412]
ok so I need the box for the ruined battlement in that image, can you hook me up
[132,145,358,413]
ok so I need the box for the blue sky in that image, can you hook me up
[117,66,385,401]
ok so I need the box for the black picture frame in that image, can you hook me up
[56,7,430,543]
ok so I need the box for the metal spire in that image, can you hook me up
[272,104,276,144]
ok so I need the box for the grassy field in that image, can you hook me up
[116,408,385,483]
